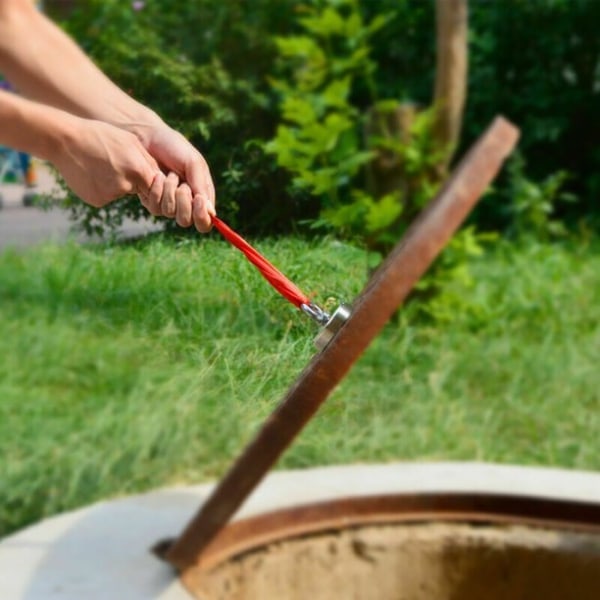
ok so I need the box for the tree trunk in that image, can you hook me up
[364,102,417,200]
[433,0,468,174]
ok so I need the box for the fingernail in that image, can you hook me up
[194,193,212,211]
[206,198,217,216]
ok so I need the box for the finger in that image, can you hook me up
[175,183,193,228]
[138,171,165,216]
[192,193,214,233]
[202,164,216,215]
[144,171,165,216]
[161,172,179,218]
[132,145,161,198]
[206,178,216,216]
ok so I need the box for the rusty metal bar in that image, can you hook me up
[165,116,520,571]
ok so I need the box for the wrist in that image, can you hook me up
[38,107,84,163]
[112,105,164,146]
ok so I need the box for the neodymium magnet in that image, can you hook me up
[314,304,351,350]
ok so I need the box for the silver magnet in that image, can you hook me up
[313,304,351,350]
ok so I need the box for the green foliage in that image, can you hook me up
[318,105,444,248]
[265,0,385,208]
[367,104,444,211]
[414,227,498,323]
[467,0,599,222]
[505,153,577,241]
[266,0,406,247]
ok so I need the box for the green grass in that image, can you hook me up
[0,234,599,537]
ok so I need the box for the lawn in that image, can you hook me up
[0,233,599,537]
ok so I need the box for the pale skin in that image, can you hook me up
[0,0,215,231]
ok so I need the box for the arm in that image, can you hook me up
[0,0,215,230]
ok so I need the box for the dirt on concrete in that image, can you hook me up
[184,522,600,600]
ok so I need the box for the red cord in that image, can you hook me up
[212,216,310,309]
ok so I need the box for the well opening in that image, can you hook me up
[180,494,600,600]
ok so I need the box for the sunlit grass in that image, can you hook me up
[1,234,598,536]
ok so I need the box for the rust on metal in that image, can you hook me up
[164,116,520,571]
[181,493,600,573]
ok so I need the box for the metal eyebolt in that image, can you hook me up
[300,302,331,327]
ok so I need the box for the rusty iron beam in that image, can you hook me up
[164,116,520,571]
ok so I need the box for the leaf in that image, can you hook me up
[299,7,346,38]
[281,95,318,125]
[365,193,403,233]
[366,13,394,36]
[322,77,352,109]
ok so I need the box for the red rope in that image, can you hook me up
[212,216,310,309]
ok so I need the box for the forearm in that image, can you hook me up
[0,89,74,160]
[0,0,160,135]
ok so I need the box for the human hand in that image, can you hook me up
[52,117,162,208]
[139,171,215,231]
[128,116,216,233]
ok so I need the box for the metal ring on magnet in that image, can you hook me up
[301,302,331,326]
